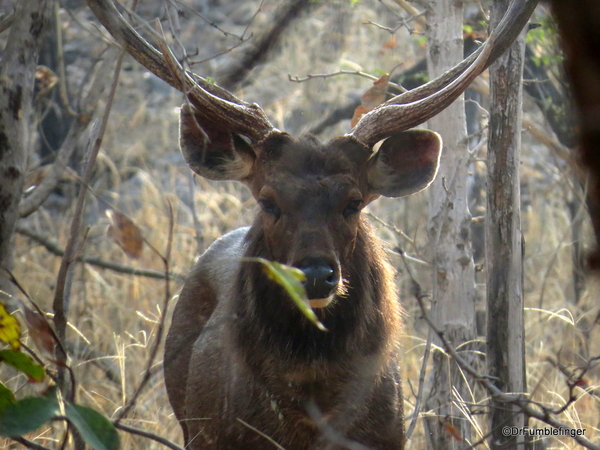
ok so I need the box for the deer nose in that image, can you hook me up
[298,258,339,300]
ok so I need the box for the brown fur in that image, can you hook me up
[165,125,441,449]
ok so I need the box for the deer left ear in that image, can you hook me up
[366,129,442,198]
[179,104,256,181]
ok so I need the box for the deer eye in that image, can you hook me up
[343,199,362,218]
[259,198,281,218]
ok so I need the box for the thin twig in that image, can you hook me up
[236,418,287,450]
[364,10,427,35]
[389,0,427,27]
[113,421,185,450]
[16,224,184,281]
[523,116,581,177]
[366,212,415,246]
[167,0,244,39]
[54,3,77,117]
[288,70,407,93]
[52,48,126,413]
[399,249,434,441]
[5,269,68,365]
[11,437,53,450]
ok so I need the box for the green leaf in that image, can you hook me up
[250,258,327,332]
[65,403,120,450]
[0,383,15,415]
[0,395,59,437]
[0,349,45,382]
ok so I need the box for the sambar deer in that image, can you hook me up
[88,0,537,448]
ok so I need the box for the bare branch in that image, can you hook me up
[523,116,582,177]
[113,421,185,450]
[289,70,407,93]
[235,419,287,450]
[389,0,427,27]
[18,48,120,217]
[218,0,317,89]
[16,224,183,280]
[52,48,125,401]
[11,437,53,450]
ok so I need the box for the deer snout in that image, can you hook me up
[298,258,340,306]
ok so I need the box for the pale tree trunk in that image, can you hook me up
[0,0,53,304]
[425,0,477,448]
[486,0,527,447]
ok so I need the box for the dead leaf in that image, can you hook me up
[24,165,51,192]
[19,301,55,358]
[361,74,389,108]
[383,36,397,50]
[350,105,370,129]
[443,421,463,441]
[106,210,144,259]
[350,75,390,128]
[35,65,58,97]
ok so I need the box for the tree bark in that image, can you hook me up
[486,0,527,448]
[0,0,53,304]
[424,1,477,448]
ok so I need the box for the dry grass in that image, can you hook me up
[2,0,599,448]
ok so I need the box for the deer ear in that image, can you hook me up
[179,104,256,181]
[366,130,442,198]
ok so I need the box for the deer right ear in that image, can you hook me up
[366,129,442,198]
[179,104,256,181]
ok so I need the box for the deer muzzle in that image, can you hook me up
[298,258,340,308]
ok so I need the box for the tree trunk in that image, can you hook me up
[0,0,53,304]
[425,1,477,448]
[486,0,527,448]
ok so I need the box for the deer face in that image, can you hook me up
[180,104,442,306]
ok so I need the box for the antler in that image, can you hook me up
[87,0,537,148]
[86,0,275,144]
[350,0,539,147]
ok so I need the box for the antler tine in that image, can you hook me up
[86,0,275,143]
[350,0,539,147]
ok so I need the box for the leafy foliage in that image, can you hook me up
[65,403,120,450]
[0,301,119,448]
[0,383,14,414]
[0,394,59,437]
[0,350,45,382]
[526,16,563,67]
